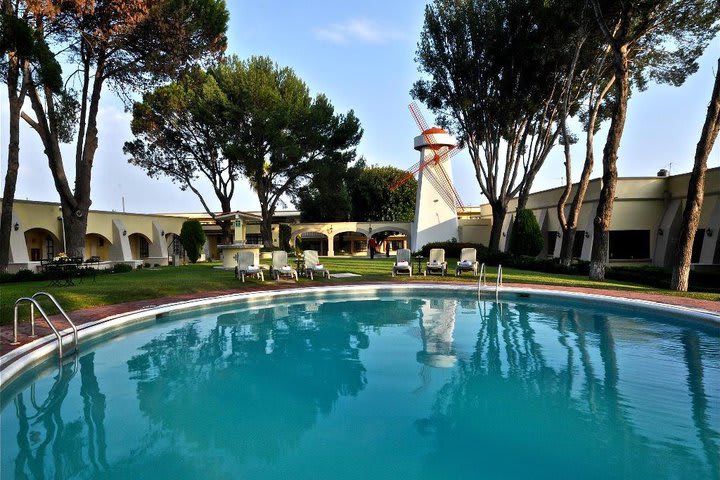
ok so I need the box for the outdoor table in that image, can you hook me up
[45,258,82,287]
[413,255,424,275]
[295,256,305,277]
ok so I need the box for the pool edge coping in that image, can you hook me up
[2,283,719,388]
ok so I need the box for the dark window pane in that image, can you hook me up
[573,231,585,258]
[547,232,557,256]
[609,230,650,260]
[691,229,705,263]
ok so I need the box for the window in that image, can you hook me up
[354,240,367,252]
[139,237,149,258]
[45,236,54,259]
[691,229,705,263]
[245,234,262,245]
[609,230,650,260]
[98,237,105,247]
[572,231,585,258]
[546,231,558,257]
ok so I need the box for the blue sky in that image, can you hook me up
[2,0,719,213]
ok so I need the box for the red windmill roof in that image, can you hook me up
[422,127,447,135]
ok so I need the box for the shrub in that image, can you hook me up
[417,242,488,259]
[13,269,36,282]
[180,219,206,263]
[112,263,133,274]
[508,209,544,257]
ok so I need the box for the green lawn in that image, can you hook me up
[1,257,717,326]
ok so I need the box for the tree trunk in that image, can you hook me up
[488,202,508,252]
[671,58,720,291]
[589,45,629,281]
[0,58,23,272]
[60,202,89,256]
[558,227,576,267]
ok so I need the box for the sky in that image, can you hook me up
[1,0,719,214]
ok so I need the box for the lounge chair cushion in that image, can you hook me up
[459,260,472,267]
[312,264,324,270]
[396,261,409,268]
[280,265,293,272]
[247,265,260,272]
[428,261,441,267]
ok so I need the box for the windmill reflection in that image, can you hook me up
[417,298,458,368]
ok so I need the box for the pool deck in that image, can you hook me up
[1,280,718,379]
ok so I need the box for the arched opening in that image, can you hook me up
[370,229,409,257]
[24,228,61,261]
[295,231,329,256]
[128,233,152,260]
[85,233,112,260]
[333,231,368,256]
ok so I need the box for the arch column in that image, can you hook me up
[327,232,335,257]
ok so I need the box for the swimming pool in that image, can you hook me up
[1,287,718,479]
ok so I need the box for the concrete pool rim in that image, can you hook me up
[2,283,719,389]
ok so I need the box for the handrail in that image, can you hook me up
[495,264,503,301]
[478,263,487,289]
[33,292,79,354]
[12,293,79,359]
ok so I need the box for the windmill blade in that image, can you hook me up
[423,164,458,211]
[429,161,465,209]
[409,101,429,132]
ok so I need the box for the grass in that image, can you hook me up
[1,257,717,326]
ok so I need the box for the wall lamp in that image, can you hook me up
[13,222,19,231]
[707,228,714,237]
[657,228,664,236]
[161,230,165,236]
[584,231,590,238]
[502,232,506,237]
[555,231,561,238]
[123,230,127,236]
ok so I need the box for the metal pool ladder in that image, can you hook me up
[495,265,503,300]
[12,292,79,359]
[477,263,487,293]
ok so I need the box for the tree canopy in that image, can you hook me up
[346,164,417,223]
[218,56,363,247]
[20,0,228,255]
[124,67,236,241]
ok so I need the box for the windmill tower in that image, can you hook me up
[391,103,463,251]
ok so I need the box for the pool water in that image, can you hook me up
[1,290,718,479]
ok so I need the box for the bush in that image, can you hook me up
[180,219,206,263]
[13,269,36,282]
[112,263,133,274]
[606,265,719,292]
[508,209,544,257]
[417,242,489,259]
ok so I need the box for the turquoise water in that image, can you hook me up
[1,290,719,479]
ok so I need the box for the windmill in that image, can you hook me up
[392,102,463,250]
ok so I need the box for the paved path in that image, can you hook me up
[2,280,718,363]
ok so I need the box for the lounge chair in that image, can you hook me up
[392,248,413,277]
[455,247,479,276]
[303,250,330,279]
[235,251,264,282]
[425,248,447,276]
[271,250,298,281]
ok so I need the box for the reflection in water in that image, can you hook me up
[417,299,457,368]
[2,294,718,479]
[417,300,719,479]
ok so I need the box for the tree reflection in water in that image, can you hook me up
[125,298,422,463]
[416,300,719,480]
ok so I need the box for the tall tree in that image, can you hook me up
[124,67,236,242]
[587,0,719,280]
[0,1,69,271]
[294,159,354,222]
[671,58,720,291]
[346,164,418,222]
[413,0,578,251]
[20,0,227,256]
[555,1,615,266]
[219,56,362,247]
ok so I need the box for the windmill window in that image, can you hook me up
[46,236,54,259]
